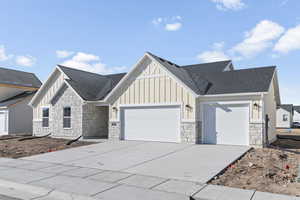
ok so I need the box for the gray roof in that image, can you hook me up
[0,67,41,88]
[278,104,293,113]
[58,65,126,101]
[203,66,276,95]
[147,52,275,95]
[57,52,276,101]
[293,106,300,113]
[0,91,35,107]
[147,52,231,95]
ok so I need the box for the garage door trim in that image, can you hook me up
[119,104,182,142]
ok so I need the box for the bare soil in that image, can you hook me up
[210,137,300,196]
[0,136,94,158]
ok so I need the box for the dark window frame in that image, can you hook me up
[42,107,49,128]
[63,107,71,128]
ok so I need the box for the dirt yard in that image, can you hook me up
[0,136,94,158]
[210,137,300,196]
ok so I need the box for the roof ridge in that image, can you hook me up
[180,60,231,68]
[57,65,106,78]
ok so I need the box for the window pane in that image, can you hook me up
[42,118,49,127]
[64,107,71,117]
[42,108,49,117]
[63,118,71,128]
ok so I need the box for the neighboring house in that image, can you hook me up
[293,106,300,123]
[30,52,280,147]
[276,104,293,128]
[0,67,41,135]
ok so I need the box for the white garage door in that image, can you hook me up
[0,111,7,135]
[121,106,180,143]
[203,103,249,145]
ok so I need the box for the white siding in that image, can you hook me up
[33,70,66,120]
[294,110,300,123]
[276,108,292,128]
[263,80,277,142]
[110,60,196,121]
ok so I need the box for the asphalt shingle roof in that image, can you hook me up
[58,65,126,101]
[203,66,276,95]
[293,106,300,113]
[147,52,275,95]
[0,91,35,107]
[0,67,41,88]
[278,104,293,113]
[57,52,276,101]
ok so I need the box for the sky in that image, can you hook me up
[0,0,299,104]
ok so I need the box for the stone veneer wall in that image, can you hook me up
[108,121,121,140]
[181,121,201,144]
[108,121,201,144]
[249,122,265,147]
[33,86,83,139]
[82,104,108,138]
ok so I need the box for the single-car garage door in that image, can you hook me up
[203,103,249,145]
[121,106,180,143]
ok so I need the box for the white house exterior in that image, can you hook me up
[276,104,293,128]
[293,106,300,123]
[30,52,280,147]
[0,67,41,135]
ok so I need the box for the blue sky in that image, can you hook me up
[0,0,299,104]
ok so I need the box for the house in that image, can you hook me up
[293,106,300,123]
[276,104,293,128]
[0,67,41,135]
[30,52,280,147]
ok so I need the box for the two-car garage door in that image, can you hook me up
[203,103,249,145]
[121,106,180,143]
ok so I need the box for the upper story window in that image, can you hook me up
[42,107,49,127]
[63,107,71,128]
[283,114,288,121]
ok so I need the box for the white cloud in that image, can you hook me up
[273,25,300,53]
[61,52,126,74]
[152,16,182,31]
[197,41,230,62]
[15,55,36,67]
[152,17,163,25]
[72,52,99,62]
[197,50,229,63]
[231,20,285,58]
[56,50,74,58]
[0,45,10,61]
[165,23,182,31]
[210,0,245,10]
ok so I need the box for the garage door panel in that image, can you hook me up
[203,103,249,145]
[122,106,180,143]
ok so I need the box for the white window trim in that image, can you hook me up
[63,106,72,129]
[42,106,50,128]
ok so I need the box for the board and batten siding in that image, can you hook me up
[110,60,196,121]
[33,70,68,120]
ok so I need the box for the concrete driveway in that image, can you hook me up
[23,140,250,183]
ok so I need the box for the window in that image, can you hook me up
[283,114,288,121]
[63,107,71,128]
[42,107,49,127]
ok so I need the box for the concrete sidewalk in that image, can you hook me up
[0,177,299,200]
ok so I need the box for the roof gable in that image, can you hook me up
[278,104,293,113]
[58,65,126,101]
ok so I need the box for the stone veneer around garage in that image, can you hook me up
[249,122,265,148]
[108,121,201,144]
